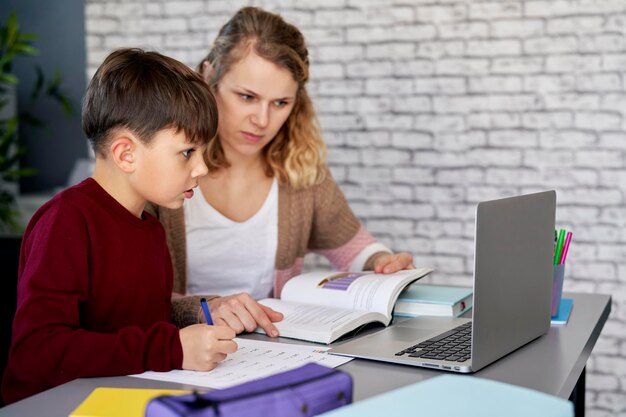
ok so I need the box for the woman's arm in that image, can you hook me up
[171,293,283,337]
[310,171,416,274]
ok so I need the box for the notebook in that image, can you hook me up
[69,387,190,417]
[393,284,473,317]
[319,374,573,417]
[330,190,556,373]
[551,298,573,326]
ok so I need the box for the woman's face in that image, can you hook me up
[212,50,298,162]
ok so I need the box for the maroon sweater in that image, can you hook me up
[2,178,183,404]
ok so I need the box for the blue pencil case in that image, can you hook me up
[144,362,353,417]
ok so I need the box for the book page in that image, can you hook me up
[278,267,433,319]
[258,298,384,344]
[131,338,352,389]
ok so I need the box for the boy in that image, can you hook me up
[2,48,237,404]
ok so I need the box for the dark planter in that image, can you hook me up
[0,234,21,406]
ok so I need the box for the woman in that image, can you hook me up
[155,6,414,337]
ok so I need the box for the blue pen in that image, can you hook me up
[200,297,213,325]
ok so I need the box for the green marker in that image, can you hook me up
[554,228,566,265]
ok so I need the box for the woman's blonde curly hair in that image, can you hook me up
[198,6,327,189]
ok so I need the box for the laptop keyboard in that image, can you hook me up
[395,322,472,362]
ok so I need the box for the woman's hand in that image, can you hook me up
[208,293,284,337]
[373,252,415,274]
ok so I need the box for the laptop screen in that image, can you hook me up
[471,191,556,371]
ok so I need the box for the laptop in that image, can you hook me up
[330,190,556,373]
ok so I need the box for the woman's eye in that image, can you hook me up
[275,100,288,108]
[240,93,254,101]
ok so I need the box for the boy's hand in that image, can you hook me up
[208,294,284,337]
[373,252,415,274]
[179,324,237,371]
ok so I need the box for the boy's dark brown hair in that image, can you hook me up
[83,48,218,157]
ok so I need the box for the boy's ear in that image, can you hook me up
[110,136,136,173]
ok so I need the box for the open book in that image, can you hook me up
[257,267,433,344]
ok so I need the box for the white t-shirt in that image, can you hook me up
[184,178,278,299]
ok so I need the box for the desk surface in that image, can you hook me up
[0,292,611,416]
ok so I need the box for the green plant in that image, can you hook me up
[0,11,73,232]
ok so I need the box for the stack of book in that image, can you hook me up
[393,284,473,318]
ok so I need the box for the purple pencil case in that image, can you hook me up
[144,362,353,417]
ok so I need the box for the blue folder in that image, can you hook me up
[320,374,573,417]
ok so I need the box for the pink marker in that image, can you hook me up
[560,231,572,264]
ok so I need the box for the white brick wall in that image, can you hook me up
[84,0,626,414]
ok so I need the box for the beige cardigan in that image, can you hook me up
[148,171,388,327]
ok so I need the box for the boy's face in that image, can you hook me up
[131,128,208,209]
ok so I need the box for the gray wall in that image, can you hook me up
[86,1,626,415]
[1,0,87,193]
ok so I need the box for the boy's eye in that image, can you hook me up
[182,149,195,159]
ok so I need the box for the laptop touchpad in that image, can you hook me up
[384,326,441,342]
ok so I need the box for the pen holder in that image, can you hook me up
[551,264,565,317]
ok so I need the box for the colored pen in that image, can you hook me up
[200,297,213,325]
[560,231,572,264]
[554,228,566,265]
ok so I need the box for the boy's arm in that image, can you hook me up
[5,202,183,399]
